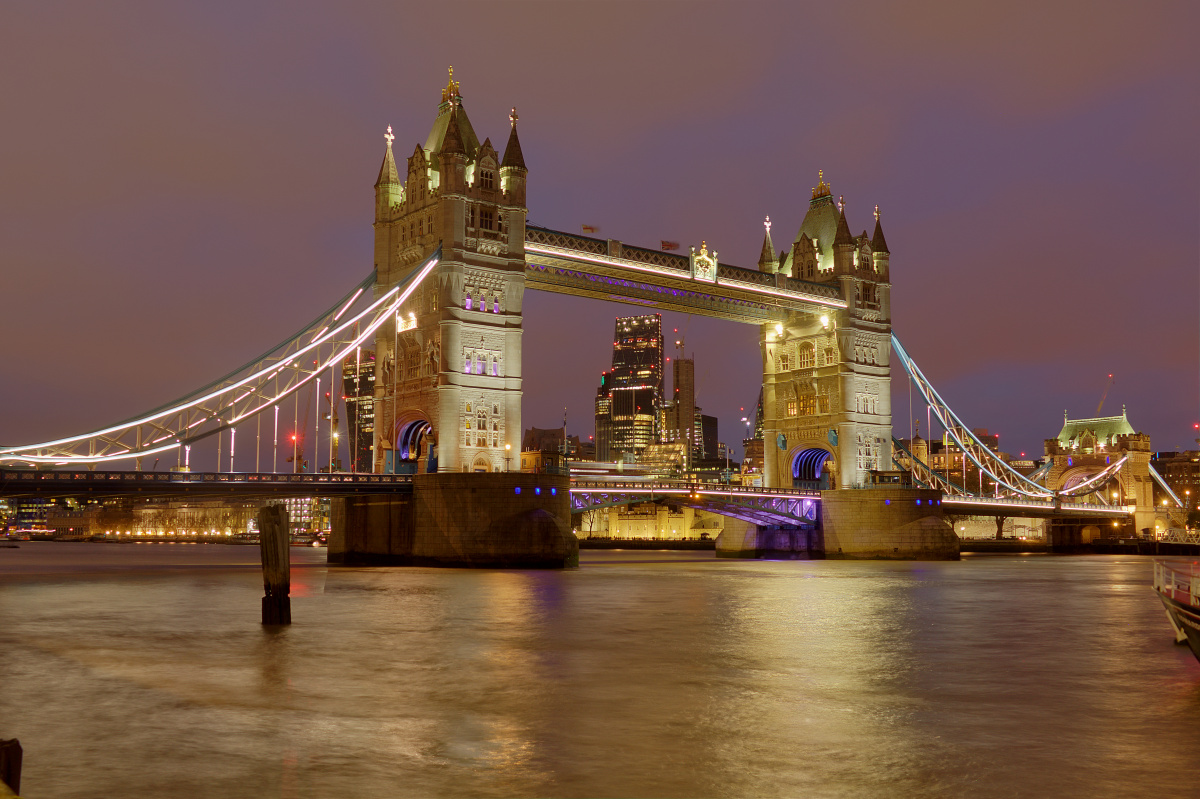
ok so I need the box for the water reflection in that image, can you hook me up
[1,545,1198,797]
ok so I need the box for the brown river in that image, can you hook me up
[1,543,1198,797]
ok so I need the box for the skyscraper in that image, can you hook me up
[594,314,663,460]
[342,348,376,472]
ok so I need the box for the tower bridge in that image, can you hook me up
[0,69,1181,565]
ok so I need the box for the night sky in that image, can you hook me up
[2,1,1197,467]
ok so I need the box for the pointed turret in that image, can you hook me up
[440,105,466,156]
[870,204,890,279]
[833,202,855,273]
[871,209,889,254]
[375,126,400,188]
[757,216,777,272]
[500,107,527,205]
[834,207,854,246]
[502,108,526,169]
[374,125,402,222]
[438,104,467,193]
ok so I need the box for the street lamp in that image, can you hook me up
[505,443,512,472]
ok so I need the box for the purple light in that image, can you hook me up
[551,487,557,495]
[884,499,890,505]
[535,487,541,495]
[514,487,521,495]
[465,297,472,310]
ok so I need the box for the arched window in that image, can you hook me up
[798,343,815,369]
[480,170,495,190]
[491,357,499,376]
[463,353,472,374]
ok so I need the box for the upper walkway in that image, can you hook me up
[523,226,845,324]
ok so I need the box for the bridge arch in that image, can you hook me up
[392,412,434,473]
[790,446,835,490]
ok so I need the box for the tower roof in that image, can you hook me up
[794,170,840,266]
[871,207,890,254]
[425,68,480,162]
[502,107,526,169]
[833,206,854,246]
[1057,408,1136,448]
[758,216,776,268]
[374,129,400,188]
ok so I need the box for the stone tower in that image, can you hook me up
[370,69,528,473]
[759,173,893,489]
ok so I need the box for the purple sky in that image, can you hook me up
[2,1,1197,468]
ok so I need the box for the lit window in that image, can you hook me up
[799,343,815,369]
[465,295,472,310]
[786,400,797,416]
[492,359,499,376]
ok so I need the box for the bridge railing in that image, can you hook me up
[0,469,412,486]
[569,479,820,498]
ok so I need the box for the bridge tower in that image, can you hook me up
[370,69,528,473]
[759,174,893,490]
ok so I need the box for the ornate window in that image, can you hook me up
[779,352,791,372]
[823,347,837,366]
[786,400,797,416]
[798,394,816,416]
[480,170,495,190]
[480,209,494,229]
[798,343,815,369]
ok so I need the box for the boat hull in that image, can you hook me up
[1153,558,1200,664]
[1157,591,1200,663]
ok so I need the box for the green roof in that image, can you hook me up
[794,194,839,267]
[1057,408,1136,447]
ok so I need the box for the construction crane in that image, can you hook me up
[1096,373,1114,416]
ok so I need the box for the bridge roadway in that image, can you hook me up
[0,469,1129,522]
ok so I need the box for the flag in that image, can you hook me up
[661,240,680,251]
[581,224,599,234]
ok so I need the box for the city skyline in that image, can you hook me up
[1,2,1197,464]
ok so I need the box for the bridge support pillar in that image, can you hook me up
[329,473,577,568]
[715,519,823,559]
[820,488,959,559]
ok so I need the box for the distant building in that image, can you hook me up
[342,348,376,472]
[594,315,663,460]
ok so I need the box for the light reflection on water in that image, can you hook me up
[1,544,1198,798]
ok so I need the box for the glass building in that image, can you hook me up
[594,315,663,461]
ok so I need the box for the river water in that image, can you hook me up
[1,543,1197,798]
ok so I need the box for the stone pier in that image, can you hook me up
[329,472,577,568]
[716,487,958,560]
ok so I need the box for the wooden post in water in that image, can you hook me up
[0,738,21,796]
[258,505,291,625]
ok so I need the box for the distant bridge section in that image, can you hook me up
[0,469,413,499]
[570,480,820,526]
[524,226,845,324]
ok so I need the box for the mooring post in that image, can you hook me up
[257,505,291,625]
[0,738,22,796]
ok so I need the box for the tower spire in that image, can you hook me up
[871,204,890,254]
[502,105,526,169]
[374,125,400,188]
[757,215,777,271]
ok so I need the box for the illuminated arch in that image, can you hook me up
[791,447,834,489]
